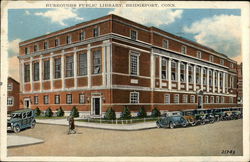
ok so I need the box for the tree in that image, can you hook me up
[45,107,53,117]
[120,106,131,119]
[70,106,79,117]
[56,107,64,117]
[34,107,41,116]
[104,107,116,120]
[137,107,147,118]
[151,107,161,117]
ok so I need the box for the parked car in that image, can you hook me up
[7,109,36,133]
[181,109,197,126]
[212,108,225,121]
[156,115,188,129]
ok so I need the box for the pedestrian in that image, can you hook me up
[67,115,76,134]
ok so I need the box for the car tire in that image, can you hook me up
[31,121,36,129]
[13,125,21,133]
[200,120,205,125]
[191,122,196,126]
[169,122,174,129]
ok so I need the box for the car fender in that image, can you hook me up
[12,122,20,128]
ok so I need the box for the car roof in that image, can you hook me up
[12,109,33,113]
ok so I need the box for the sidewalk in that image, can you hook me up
[36,119,157,131]
[7,135,44,148]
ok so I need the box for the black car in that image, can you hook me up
[156,115,188,129]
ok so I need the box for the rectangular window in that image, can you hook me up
[165,94,170,104]
[182,94,188,103]
[130,53,139,76]
[220,59,224,65]
[34,45,38,52]
[44,41,48,49]
[7,83,13,91]
[43,60,50,80]
[214,71,218,87]
[209,55,214,62]
[130,30,137,40]
[209,70,213,86]
[229,97,234,103]
[54,58,61,79]
[93,27,99,37]
[210,96,214,103]
[24,64,30,82]
[205,96,209,103]
[44,95,49,104]
[7,97,14,106]
[78,53,87,76]
[174,94,179,103]
[25,47,29,55]
[216,96,220,103]
[196,66,201,84]
[163,40,169,49]
[203,68,207,85]
[93,51,101,74]
[197,51,202,58]
[33,62,39,81]
[79,94,85,104]
[181,45,187,54]
[171,61,177,81]
[34,96,38,105]
[55,95,60,104]
[230,63,234,69]
[180,63,185,82]
[130,92,139,103]
[190,95,195,103]
[66,56,74,77]
[221,96,224,103]
[161,58,167,80]
[66,35,72,44]
[80,31,85,41]
[55,39,60,47]
[188,65,193,83]
[66,94,72,104]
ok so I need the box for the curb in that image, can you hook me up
[7,135,44,148]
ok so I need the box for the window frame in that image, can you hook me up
[55,95,60,104]
[190,95,196,103]
[79,31,85,41]
[209,55,214,62]
[93,50,102,74]
[54,58,61,79]
[34,96,39,105]
[33,62,40,81]
[44,95,49,104]
[174,94,179,103]
[66,94,72,104]
[162,39,169,49]
[129,51,140,76]
[130,29,138,41]
[55,38,60,47]
[7,83,13,91]
[44,41,49,50]
[65,55,74,77]
[34,44,38,52]
[66,35,72,44]
[7,97,14,106]
[196,51,202,59]
[182,94,188,103]
[43,60,50,80]
[130,92,139,104]
[24,64,30,82]
[93,27,100,37]
[181,45,187,54]
[78,53,88,76]
[79,94,85,104]
[164,94,170,104]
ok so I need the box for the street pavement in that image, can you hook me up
[36,118,157,130]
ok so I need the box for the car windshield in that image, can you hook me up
[11,113,22,119]
[172,116,182,121]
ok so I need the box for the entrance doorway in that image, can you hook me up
[24,98,31,109]
[92,97,101,116]
[197,95,203,109]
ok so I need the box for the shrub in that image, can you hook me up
[151,107,161,117]
[120,106,131,119]
[104,107,116,120]
[137,107,147,118]
[34,107,41,116]
[70,106,79,117]
[45,107,53,117]
[56,107,64,117]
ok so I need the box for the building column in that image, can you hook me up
[20,60,24,92]
[193,64,196,91]
[30,58,33,92]
[217,71,220,93]
[222,72,226,93]
[150,52,155,89]
[73,48,77,89]
[87,44,91,88]
[200,67,203,91]
[106,41,111,88]
[168,58,172,90]
[186,63,189,91]
[50,55,54,91]
[177,61,181,90]
[61,51,65,90]
[39,56,42,92]
[212,70,215,93]
[102,40,109,87]
[206,68,209,92]
[159,56,162,88]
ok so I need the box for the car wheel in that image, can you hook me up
[181,123,187,127]
[169,122,174,129]
[200,120,205,125]
[13,125,21,133]
[156,122,161,128]
[191,121,196,126]
[31,121,36,129]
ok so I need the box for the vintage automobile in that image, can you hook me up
[212,108,225,121]
[181,109,196,126]
[7,109,36,133]
[231,108,242,119]
[156,115,188,129]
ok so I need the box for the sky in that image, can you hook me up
[8,8,241,81]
